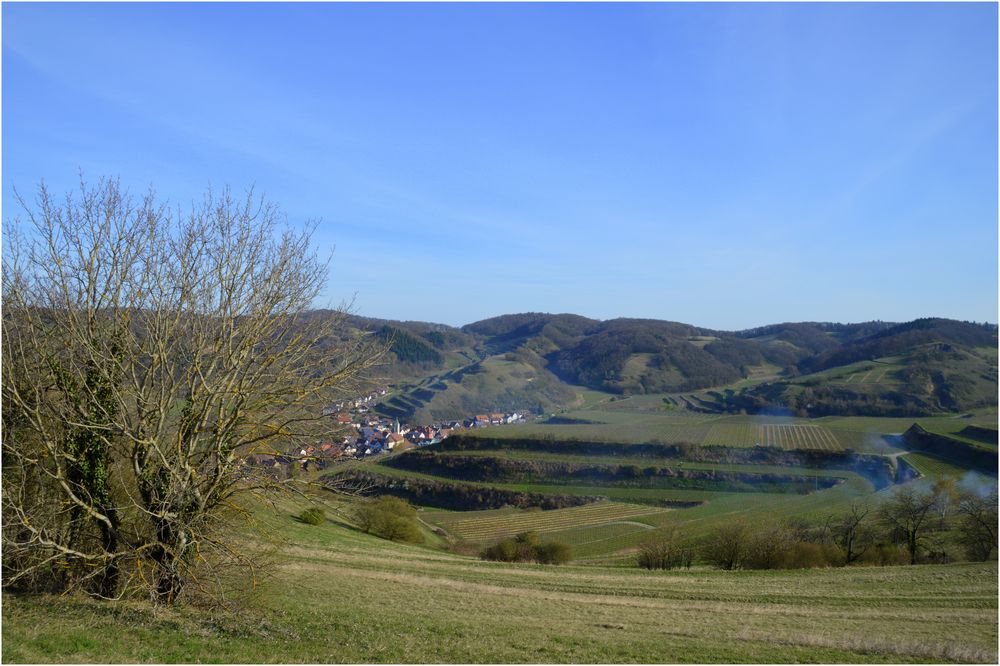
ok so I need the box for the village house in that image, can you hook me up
[386,432,406,450]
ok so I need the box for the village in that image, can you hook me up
[249,387,528,473]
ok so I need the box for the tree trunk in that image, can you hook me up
[149,519,190,605]
[154,565,184,605]
[93,510,122,599]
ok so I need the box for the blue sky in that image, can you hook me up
[3,2,997,329]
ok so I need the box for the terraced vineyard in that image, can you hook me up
[339,401,994,562]
[824,428,898,452]
[426,501,667,542]
[540,521,657,558]
[842,366,899,384]
[917,422,1000,450]
[486,408,952,453]
[702,423,844,450]
[701,422,757,446]
[903,452,973,479]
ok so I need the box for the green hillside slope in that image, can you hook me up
[317,311,997,418]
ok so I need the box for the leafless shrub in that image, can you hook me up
[2,177,385,605]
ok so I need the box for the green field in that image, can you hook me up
[903,452,975,479]
[355,456,879,561]
[344,399,998,564]
[916,421,1000,451]
[348,403,957,562]
[416,478,879,563]
[4,499,996,664]
[9,394,996,663]
[539,521,659,558]
[477,407,983,454]
[423,501,667,542]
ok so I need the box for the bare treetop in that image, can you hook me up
[3,178,385,604]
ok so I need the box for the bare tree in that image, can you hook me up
[637,529,692,570]
[878,485,942,565]
[931,476,960,528]
[742,522,793,570]
[2,178,384,604]
[701,523,748,570]
[956,487,998,562]
[831,501,873,565]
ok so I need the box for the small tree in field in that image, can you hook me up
[480,531,572,564]
[354,497,423,543]
[2,178,384,604]
[481,538,519,562]
[742,523,792,570]
[702,524,748,570]
[831,502,874,565]
[956,488,998,561]
[299,507,326,526]
[637,530,690,570]
[879,486,942,565]
[535,541,572,564]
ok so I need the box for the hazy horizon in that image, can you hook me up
[345,308,998,332]
[4,2,997,330]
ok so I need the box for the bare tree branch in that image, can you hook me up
[3,178,386,604]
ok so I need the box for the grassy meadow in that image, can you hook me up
[5,391,997,663]
[3,496,997,664]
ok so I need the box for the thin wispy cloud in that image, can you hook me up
[4,2,996,328]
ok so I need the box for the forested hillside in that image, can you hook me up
[314,311,996,419]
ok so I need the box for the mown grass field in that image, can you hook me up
[4,498,996,664]
[575,478,884,563]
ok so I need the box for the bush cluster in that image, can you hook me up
[480,531,572,565]
[433,436,895,491]
[385,449,841,493]
[637,531,693,570]
[354,497,423,543]
[699,523,848,570]
[298,507,325,526]
[329,470,597,511]
[634,483,998,573]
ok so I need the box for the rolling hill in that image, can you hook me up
[317,312,996,420]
